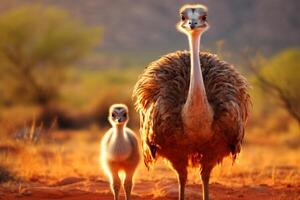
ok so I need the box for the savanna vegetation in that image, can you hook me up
[0,5,100,105]
[0,3,299,200]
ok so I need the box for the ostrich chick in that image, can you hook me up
[101,104,140,200]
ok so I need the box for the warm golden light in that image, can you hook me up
[100,140,113,182]
[0,1,298,200]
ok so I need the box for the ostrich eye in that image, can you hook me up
[181,15,186,21]
[112,113,116,118]
[123,113,127,118]
[200,15,207,21]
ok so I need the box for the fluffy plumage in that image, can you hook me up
[133,50,251,168]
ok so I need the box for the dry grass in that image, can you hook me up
[0,130,100,182]
[0,123,299,188]
[0,121,299,200]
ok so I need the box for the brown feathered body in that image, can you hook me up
[133,50,250,171]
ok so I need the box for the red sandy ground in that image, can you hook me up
[1,178,299,200]
[1,130,300,200]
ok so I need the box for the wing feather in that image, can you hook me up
[133,51,251,165]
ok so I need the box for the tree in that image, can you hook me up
[246,48,300,125]
[0,5,101,105]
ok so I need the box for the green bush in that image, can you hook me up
[0,5,101,105]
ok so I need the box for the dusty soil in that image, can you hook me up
[1,177,300,200]
[1,130,300,200]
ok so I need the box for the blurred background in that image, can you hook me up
[0,0,299,130]
[0,0,299,197]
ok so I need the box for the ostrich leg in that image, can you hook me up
[178,168,187,200]
[171,159,188,200]
[201,165,213,200]
[124,169,134,200]
[110,169,121,200]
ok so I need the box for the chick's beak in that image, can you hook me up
[188,19,197,29]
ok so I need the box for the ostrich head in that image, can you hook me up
[177,4,209,35]
[108,104,129,126]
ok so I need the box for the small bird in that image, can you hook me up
[100,104,140,200]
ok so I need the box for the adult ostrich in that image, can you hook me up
[132,4,251,200]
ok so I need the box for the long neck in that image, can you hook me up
[182,32,213,135]
[111,124,126,140]
[188,33,203,98]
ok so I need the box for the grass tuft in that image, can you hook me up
[0,165,14,183]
